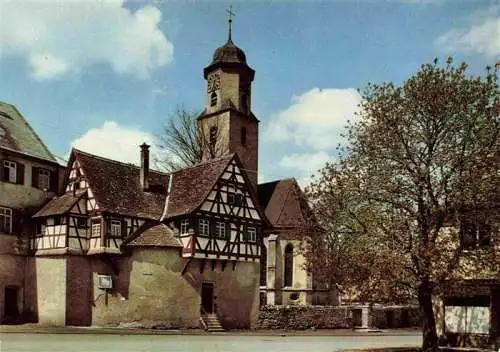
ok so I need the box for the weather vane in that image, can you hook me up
[226,5,235,42]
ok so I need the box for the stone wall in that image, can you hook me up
[254,305,422,330]
[370,305,421,328]
[254,305,351,330]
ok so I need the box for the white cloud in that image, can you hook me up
[265,88,361,151]
[279,151,334,189]
[0,0,173,80]
[436,15,500,57]
[71,121,157,165]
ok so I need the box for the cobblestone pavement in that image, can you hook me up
[0,332,421,352]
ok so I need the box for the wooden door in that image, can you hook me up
[201,282,214,314]
[4,286,18,317]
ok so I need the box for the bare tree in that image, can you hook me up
[155,107,227,172]
[306,58,499,351]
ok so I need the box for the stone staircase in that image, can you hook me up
[201,313,225,332]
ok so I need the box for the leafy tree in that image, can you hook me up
[306,59,499,350]
[155,107,226,172]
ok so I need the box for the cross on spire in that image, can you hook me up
[226,5,235,42]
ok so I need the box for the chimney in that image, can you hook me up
[140,143,150,191]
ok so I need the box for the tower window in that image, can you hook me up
[209,126,217,147]
[284,243,294,287]
[241,127,247,146]
[210,92,217,107]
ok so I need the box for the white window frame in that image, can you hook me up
[199,219,209,236]
[92,221,101,237]
[110,220,121,237]
[0,207,12,234]
[248,226,257,243]
[215,221,226,239]
[38,168,50,190]
[3,160,17,183]
[180,219,189,234]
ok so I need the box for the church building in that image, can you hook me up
[3,16,336,329]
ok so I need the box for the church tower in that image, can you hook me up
[198,9,259,190]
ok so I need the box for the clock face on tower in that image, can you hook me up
[207,73,221,93]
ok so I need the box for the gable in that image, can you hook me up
[199,158,261,220]
[65,159,99,213]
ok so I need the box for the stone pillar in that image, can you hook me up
[361,305,371,329]
[266,234,278,305]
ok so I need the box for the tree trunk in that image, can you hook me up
[418,279,439,351]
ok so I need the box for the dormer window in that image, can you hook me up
[210,92,217,107]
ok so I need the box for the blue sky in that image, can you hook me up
[0,0,498,186]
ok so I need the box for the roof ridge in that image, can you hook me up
[258,177,295,187]
[170,153,236,175]
[72,148,170,176]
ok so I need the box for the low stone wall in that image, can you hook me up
[254,305,422,330]
[371,305,421,328]
[254,305,350,330]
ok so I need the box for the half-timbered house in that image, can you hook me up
[32,142,265,327]
[20,16,335,329]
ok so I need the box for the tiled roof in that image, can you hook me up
[164,154,235,218]
[33,190,86,218]
[72,149,170,219]
[125,222,182,247]
[258,178,315,238]
[0,102,56,162]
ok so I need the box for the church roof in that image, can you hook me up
[211,39,247,65]
[258,178,316,239]
[70,149,170,220]
[0,101,57,162]
[124,222,182,248]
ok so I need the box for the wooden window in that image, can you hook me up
[235,194,244,207]
[199,218,209,236]
[3,160,17,183]
[180,219,189,234]
[53,216,61,226]
[210,92,217,107]
[36,221,45,235]
[110,220,121,237]
[0,207,12,234]
[460,220,491,249]
[37,168,50,190]
[215,221,226,239]
[76,217,86,227]
[284,243,294,287]
[92,221,101,237]
[248,227,257,243]
[227,193,235,205]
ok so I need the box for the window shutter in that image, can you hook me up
[121,220,127,238]
[105,218,111,236]
[2,164,9,181]
[210,219,215,237]
[16,163,24,184]
[32,166,39,188]
[50,169,59,193]
[225,222,230,240]
[11,209,22,235]
[242,224,248,242]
